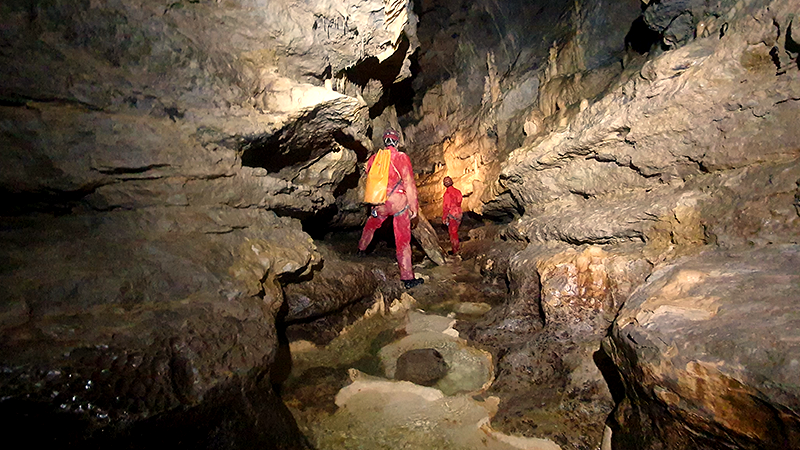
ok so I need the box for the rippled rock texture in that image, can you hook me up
[493,0,799,253]
[0,0,420,446]
[604,245,800,449]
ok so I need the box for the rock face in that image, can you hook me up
[1,0,799,447]
[0,0,424,217]
[283,245,380,323]
[491,0,799,252]
[463,242,652,449]
[0,0,422,446]
[463,0,799,446]
[405,0,641,218]
[0,207,319,446]
[603,245,800,449]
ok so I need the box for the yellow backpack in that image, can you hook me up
[364,149,392,204]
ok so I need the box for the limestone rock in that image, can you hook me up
[642,0,735,48]
[462,241,652,450]
[395,348,449,386]
[0,0,424,443]
[604,245,800,449]
[327,370,561,450]
[536,245,652,336]
[283,245,381,322]
[0,207,317,445]
[487,0,800,254]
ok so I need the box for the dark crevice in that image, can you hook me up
[0,95,103,111]
[558,232,646,246]
[685,156,710,173]
[269,206,316,222]
[345,35,413,120]
[786,20,800,54]
[301,204,341,240]
[625,16,662,54]
[240,103,359,174]
[0,186,101,217]
[628,162,661,178]
[333,173,361,203]
[770,46,783,71]
[569,190,596,199]
[332,128,371,162]
[239,112,320,173]
[202,226,249,235]
[594,346,625,404]
[272,299,294,392]
[0,98,29,107]
[93,164,171,175]
[391,75,417,119]
[345,35,411,88]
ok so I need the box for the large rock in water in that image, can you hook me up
[394,348,449,386]
[603,245,800,449]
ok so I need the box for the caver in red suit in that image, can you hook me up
[358,129,423,288]
[441,176,463,254]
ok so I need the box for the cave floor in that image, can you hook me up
[275,227,602,450]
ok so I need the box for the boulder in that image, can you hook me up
[395,348,449,386]
[283,245,381,323]
[603,245,800,449]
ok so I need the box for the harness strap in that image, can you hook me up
[387,159,404,196]
[382,157,408,217]
[387,179,402,197]
[393,205,409,217]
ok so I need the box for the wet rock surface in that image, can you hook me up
[456,241,654,449]
[280,229,628,449]
[283,244,382,323]
[0,207,318,447]
[394,348,449,386]
[280,237,563,449]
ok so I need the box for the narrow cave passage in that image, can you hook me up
[270,210,618,450]
[2,0,799,449]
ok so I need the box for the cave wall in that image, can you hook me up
[1,0,798,447]
[402,0,641,219]
[467,0,800,448]
[0,0,421,446]
[493,0,799,253]
[396,0,799,447]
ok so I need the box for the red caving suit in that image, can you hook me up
[358,145,419,281]
[442,185,463,253]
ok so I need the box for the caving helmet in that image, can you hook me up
[443,176,453,187]
[383,129,400,147]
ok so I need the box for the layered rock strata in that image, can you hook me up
[604,245,800,449]
[0,0,421,446]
